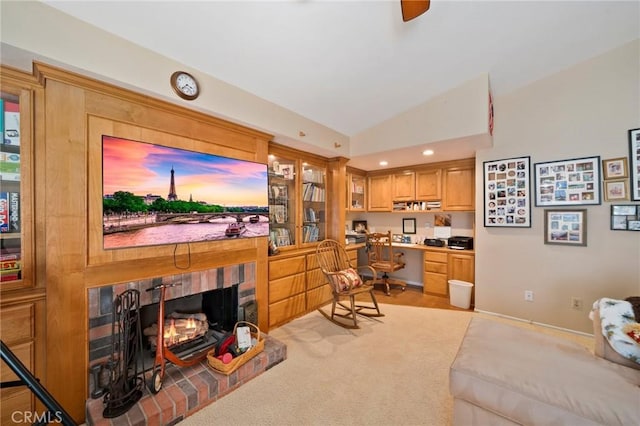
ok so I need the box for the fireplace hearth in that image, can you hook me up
[87,263,263,423]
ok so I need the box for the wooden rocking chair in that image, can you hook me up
[315,239,384,329]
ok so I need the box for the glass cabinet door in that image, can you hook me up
[1,93,23,284]
[301,161,326,244]
[349,173,366,211]
[268,154,296,249]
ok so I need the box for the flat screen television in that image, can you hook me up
[102,135,269,249]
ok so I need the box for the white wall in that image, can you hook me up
[475,39,640,333]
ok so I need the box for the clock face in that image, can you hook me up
[171,71,199,100]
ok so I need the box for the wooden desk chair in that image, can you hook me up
[366,231,407,295]
[315,240,384,329]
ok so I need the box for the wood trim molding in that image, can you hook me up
[32,61,273,141]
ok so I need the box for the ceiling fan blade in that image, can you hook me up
[401,0,431,22]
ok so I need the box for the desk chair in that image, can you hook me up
[316,240,384,329]
[366,231,406,295]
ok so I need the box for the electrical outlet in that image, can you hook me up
[524,290,534,302]
[571,297,583,310]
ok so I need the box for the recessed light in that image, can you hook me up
[422,149,434,156]
[379,161,388,167]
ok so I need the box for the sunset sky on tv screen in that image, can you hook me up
[102,136,268,206]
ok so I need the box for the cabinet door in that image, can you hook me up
[268,154,297,249]
[301,161,326,245]
[392,172,415,201]
[415,168,442,201]
[348,173,366,211]
[443,164,475,211]
[448,253,475,283]
[1,84,34,290]
[367,175,392,211]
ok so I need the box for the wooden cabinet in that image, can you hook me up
[448,252,475,283]
[1,296,46,424]
[1,67,46,421]
[366,159,474,213]
[267,246,358,328]
[268,145,328,250]
[423,249,475,298]
[392,172,415,201]
[415,168,442,201]
[367,174,392,211]
[1,72,36,290]
[442,160,475,211]
[347,170,366,211]
[423,251,449,296]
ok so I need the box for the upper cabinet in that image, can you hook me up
[1,72,36,291]
[442,160,475,211]
[347,168,366,212]
[415,168,442,201]
[392,172,415,201]
[268,145,327,250]
[367,174,392,211]
[366,158,474,213]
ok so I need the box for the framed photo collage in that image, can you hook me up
[483,156,531,227]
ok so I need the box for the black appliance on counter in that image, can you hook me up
[448,236,474,250]
[424,238,445,247]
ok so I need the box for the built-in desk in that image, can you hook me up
[351,242,475,297]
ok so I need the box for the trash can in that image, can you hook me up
[448,280,474,309]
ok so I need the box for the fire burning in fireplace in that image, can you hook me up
[144,312,209,350]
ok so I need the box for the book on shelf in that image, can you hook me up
[269,204,287,224]
[0,192,19,232]
[302,183,325,202]
[1,270,20,282]
[1,259,20,272]
[0,192,8,232]
[0,152,20,181]
[3,101,20,146]
[302,224,319,242]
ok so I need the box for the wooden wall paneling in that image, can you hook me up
[33,63,274,422]
[327,157,349,241]
[43,79,89,422]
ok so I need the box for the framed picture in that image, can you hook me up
[604,179,629,201]
[352,220,368,233]
[602,157,628,179]
[544,209,587,246]
[534,156,601,206]
[629,128,640,201]
[402,218,416,234]
[610,204,640,231]
[483,156,531,227]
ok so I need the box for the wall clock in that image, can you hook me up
[170,71,199,100]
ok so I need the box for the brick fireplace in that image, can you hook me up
[85,262,286,425]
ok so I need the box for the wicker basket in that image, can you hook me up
[207,321,264,375]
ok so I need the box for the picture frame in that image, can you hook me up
[483,156,531,227]
[543,209,587,246]
[402,218,416,234]
[629,128,640,201]
[534,156,601,206]
[610,204,640,231]
[352,220,368,234]
[602,157,628,180]
[604,179,629,201]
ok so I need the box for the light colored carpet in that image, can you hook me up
[179,305,594,426]
[180,304,473,425]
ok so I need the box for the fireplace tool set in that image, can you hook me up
[102,289,145,418]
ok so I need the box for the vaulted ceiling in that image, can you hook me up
[37,1,640,168]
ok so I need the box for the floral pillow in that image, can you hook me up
[331,268,363,291]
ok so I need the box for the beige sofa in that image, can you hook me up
[449,317,640,425]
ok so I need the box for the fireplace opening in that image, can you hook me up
[136,285,239,369]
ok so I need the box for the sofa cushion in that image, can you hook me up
[450,317,640,426]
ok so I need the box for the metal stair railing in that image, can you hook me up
[1,340,77,426]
